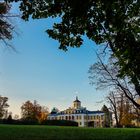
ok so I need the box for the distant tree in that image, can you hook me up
[101,105,112,127]
[107,91,135,127]
[107,92,120,127]
[7,114,12,120]
[120,103,134,127]
[0,95,9,119]
[32,100,42,121]
[21,100,33,120]
[21,100,49,123]
[38,106,49,123]
[89,54,140,109]
[21,100,40,121]
[7,112,13,123]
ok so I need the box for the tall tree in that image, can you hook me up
[21,100,49,122]
[107,92,120,127]
[89,54,140,109]
[107,91,135,127]
[0,1,16,48]
[38,106,49,123]
[21,100,41,121]
[0,95,9,119]
[101,105,112,127]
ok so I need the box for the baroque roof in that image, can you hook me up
[49,108,104,116]
[73,96,81,102]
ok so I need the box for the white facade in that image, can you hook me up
[48,97,105,127]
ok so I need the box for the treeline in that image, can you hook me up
[0,96,49,123]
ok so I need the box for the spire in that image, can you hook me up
[74,96,80,102]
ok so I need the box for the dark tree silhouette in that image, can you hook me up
[0,95,9,119]
[89,54,140,109]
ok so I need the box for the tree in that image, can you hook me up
[107,92,120,127]
[89,54,140,109]
[7,112,13,123]
[101,105,112,127]
[107,91,136,127]
[0,1,17,49]
[21,100,49,123]
[21,100,41,121]
[89,54,140,126]
[38,106,49,123]
[0,95,9,119]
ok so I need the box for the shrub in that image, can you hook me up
[41,120,78,126]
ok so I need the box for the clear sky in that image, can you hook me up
[0,2,108,116]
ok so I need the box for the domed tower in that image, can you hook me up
[73,96,81,109]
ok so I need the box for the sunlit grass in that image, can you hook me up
[0,124,140,140]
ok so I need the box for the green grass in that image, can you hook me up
[0,124,140,140]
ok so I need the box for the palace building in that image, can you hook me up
[47,97,106,127]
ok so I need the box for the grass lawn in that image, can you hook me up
[0,124,140,140]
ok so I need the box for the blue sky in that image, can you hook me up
[0,3,108,116]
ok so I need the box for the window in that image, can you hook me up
[84,122,87,126]
[88,116,92,120]
[66,116,68,120]
[102,122,104,127]
[84,116,86,119]
[97,122,99,127]
[101,115,104,120]
[72,116,74,120]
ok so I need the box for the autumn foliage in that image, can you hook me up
[21,100,49,123]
